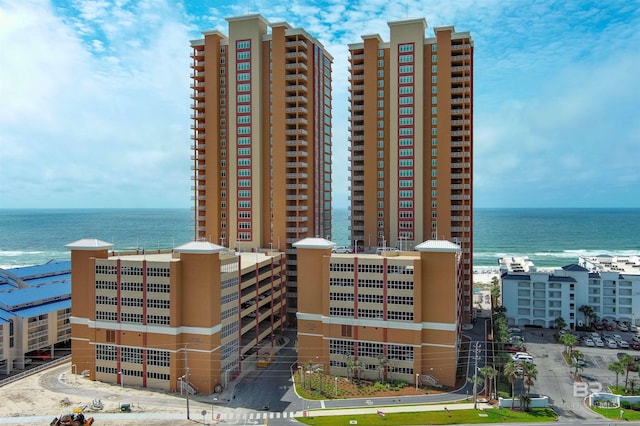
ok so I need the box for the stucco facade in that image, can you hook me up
[67,239,286,393]
[294,238,461,388]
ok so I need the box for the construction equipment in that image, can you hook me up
[49,413,95,426]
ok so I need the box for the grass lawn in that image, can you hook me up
[296,408,557,425]
[592,407,640,421]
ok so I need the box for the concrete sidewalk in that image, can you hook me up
[306,402,494,417]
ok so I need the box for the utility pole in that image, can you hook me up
[472,342,481,410]
[185,345,190,420]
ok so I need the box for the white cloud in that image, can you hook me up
[1,0,638,208]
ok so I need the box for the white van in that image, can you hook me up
[511,353,533,363]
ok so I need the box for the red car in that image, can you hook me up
[31,349,51,361]
[507,345,527,353]
[631,342,640,351]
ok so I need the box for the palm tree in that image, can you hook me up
[572,350,585,375]
[490,276,501,310]
[609,361,626,389]
[522,362,538,395]
[559,334,577,357]
[503,361,520,409]
[480,366,498,400]
[578,305,594,328]
[554,316,567,332]
[630,378,637,394]
[620,354,637,389]
[520,393,532,411]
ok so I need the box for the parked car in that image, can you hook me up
[595,339,605,347]
[585,338,595,347]
[31,349,51,361]
[607,323,614,331]
[508,327,522,334]
[606,339,618,349]
[619,340,630,349]
[630,342,640,350]
[618,323,629,332]
[507,344,527,353]
[508,335,525,344]
[375,247,400,255]
[511,352,534,363]
[332,246,353,254]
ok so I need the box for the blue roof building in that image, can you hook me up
[0,261,72,373]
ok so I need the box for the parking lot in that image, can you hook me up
[501,326,640,419]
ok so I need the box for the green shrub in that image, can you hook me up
[631,402,640,411]
[621,401,631,409]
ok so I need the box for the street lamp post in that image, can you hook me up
[118,371,124,389]
[71,364,77,385]
[334,377,338,396]
[298,366,303,388]
[415,373,419,391]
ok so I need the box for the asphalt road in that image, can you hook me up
[13,323,633,425]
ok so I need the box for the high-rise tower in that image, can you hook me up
[348,18,473,322]
[190,14,333,321]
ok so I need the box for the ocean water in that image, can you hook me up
[1,208,639,270]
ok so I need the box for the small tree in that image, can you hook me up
[621,354,637,389]
[480,365,498,400]
[572,350,585,375]
[344,354,355,383]
[503,361,520,410]
[559,334,577,357]
[377,355,391,384]
[578,305,594,328]
[490,276,501,310]
[522,362,538,395]
[554,316,567,332]
[520,393,532,411]
[609,361,626,389]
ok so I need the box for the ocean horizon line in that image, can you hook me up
[2,206,640,211]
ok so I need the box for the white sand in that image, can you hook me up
[0,362,218,425]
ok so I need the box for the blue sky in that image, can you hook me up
[1,0,638,209]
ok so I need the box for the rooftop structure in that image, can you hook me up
[579,254,640,274]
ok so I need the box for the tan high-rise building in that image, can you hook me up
[190,14,333,322]
[348,18,474,322]
[294,239,462,388]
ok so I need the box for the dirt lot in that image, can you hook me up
[0,362,219,425]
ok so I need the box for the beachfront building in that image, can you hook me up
[347,18,474,323]
[294,238,462,388]
[189,14,333,324]
[0,261,72,374]
[500,255,640,329]
[66,238,286,393]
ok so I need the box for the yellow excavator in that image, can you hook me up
[49,413,95,426]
